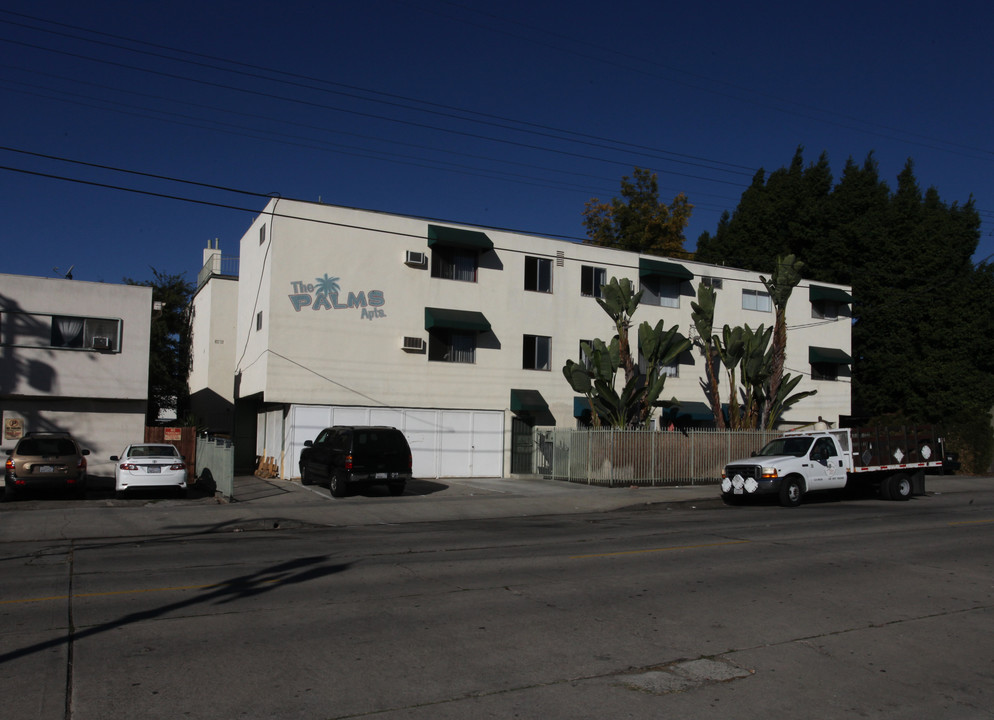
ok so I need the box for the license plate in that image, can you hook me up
[38,465,54,473]
[147,466,161,474]
[375,472,387,479]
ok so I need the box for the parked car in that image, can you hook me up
[299,426,412,498]
[111,443,188,497]
[3,432,90,501]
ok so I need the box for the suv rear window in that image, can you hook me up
[354,430,407,453]
[17,438,77,456]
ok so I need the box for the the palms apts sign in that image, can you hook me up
[288,274,386,320]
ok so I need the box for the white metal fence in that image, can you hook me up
[533,428,783,487]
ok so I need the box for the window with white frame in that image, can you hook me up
[811,363,839,381]
[428,329,476,363]
[431,246,478,282]
[579,339,594,371]
[639,351,679,378]
[523,335,551,370]
[641,275,681,308]
[812,299,839,319]
[580,266,606,298]
[701,276,723,290]
[524,256,552,293]
[742,288,772,312]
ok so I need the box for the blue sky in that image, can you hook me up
[2,0,992,285]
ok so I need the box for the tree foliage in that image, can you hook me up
[583,168,693,258]
[125,269,194,425]
[695,148,993,462]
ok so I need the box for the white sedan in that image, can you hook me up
[111,443,188,496]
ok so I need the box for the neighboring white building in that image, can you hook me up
[189,239,239,435]
[193,199,852,480]
[0,274,152,476]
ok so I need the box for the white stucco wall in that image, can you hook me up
[233,201,850,421]
[0,274,151,477]
[218,200,851,478]
[189,275,238,401]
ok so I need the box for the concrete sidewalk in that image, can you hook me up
[0,474,988,544]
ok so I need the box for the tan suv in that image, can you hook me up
[3,432,90,501]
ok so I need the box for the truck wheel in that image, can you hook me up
[300,465,313,485]
[886,474,913,501]
[779,477,803,508]
[329,471,348,498]
[388,482,405,496]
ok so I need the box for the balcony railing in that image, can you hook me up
[197,255,239,290]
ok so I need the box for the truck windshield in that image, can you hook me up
[756,437,813,457]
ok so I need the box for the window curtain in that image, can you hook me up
[52,317,84,347]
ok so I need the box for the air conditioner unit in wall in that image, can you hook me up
[405,250,427,266]
[91,336,111,350]
[402,336,426,352]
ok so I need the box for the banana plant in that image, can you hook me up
[690,284,725,428]
[595,277,642,384]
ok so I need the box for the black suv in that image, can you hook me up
[299,426,412,498]
[4,432,91,501]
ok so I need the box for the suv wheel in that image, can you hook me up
[388,482,406,497]
[329,471,348,498]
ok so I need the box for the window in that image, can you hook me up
[428,329,476,363]
[579,340,594,371]
[1,312,122,352]
[811,363,839,381]
[810,437,839,462]
[701,276,723,290]
[259,223,266,245]
[50,316,85,348]
[812,300,839,320]
[742,289,772,312]
[641,276,680,308]
[256,311,263,331]
[523,335,551,370]
[581,266,607,298]
[639,351,679,378]
[431,246,478,282]
[524,256,552,293]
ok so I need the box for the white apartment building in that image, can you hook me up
[0,274,152,476]
[191,199,852,480]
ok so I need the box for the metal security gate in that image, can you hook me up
[196,435,234,499]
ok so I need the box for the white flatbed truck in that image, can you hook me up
[721,425,945,507]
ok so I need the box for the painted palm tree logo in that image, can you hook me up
[315,274,340,297]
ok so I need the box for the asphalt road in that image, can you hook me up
[1,485,992,719]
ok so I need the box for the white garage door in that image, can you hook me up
[285,405,504,479]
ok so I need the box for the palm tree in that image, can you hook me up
[315,274,340,297]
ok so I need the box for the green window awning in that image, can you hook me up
[671,401,716,421]
[427,224,494,250]
[424,307,491,332]
[573,397,592,418]
[511,389,549,413]
[638,258,694,281]
[809,346,852,365]
[809,285,853,303]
